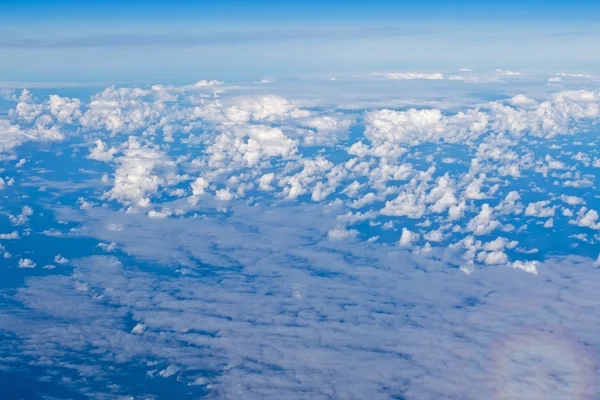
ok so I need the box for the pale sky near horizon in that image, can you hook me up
[1,0,599,83]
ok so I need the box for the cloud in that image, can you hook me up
[0,118,64,155]
[0,231,20,239]
[371,72,444,80]
[17,258,36,268]
[104,137,183,208]
[3,202,600,399]
[524,201,556,218]
[467,204,501,235]
[88,139,118,162]
[571,208,600,230]
[3,77,600,399]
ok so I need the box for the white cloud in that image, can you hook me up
[9,206,34,225]
[0,118,64,154]
[524,201,556,218]
[88,139,118,162]
[327,227,359,240]
[571,208,600,230]
[512,260,539,274]
[18,258,36,268]
[371,72,444,80]
[398,228,419,247]
[467,204,501,235]
[158,364,179,378]
[207,125,298,168]
[215,187,234,201]
[258,173,276,191]
[54,254,69,264]
[479,250,508,265]
[0,231,20,239]
[560,195,584,205]
[104,137,181,207]
[381,191,427,219]
[190,177,209,196]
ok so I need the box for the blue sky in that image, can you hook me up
[1,0,600,82]
[3,0,600,21]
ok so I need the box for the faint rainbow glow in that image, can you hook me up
[491,328,596,400]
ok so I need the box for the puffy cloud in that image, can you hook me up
[207,125,298,168]
[18,258,36,268]
[0,118,64,154]
[508,94,537,106]
[398,228,419,247]
[512,260,539,274]
[197,95,310,125]
[258,173,276,191]
[479,250,508,265]
[54,254,69,264]
[298,115,353,146]
[467,204,501,235]
[12,90,82,125]
[464,173,489,199]
[483,237,518,252]
[524,201,556,218]
[426,174,458,213]
[359,88,600,160]
[87,139,118,162]
[381,191,427,219]
[327,227,359,240]
[0,231,20,239]
[9,205,34,225]
[495,191,523,215]
[47,94,82,124]
[190,177,209,196]
[571,208,600,230]
[104,137,181,207]
[215,187,234,201]
[423,228,448,243]
[498,164,521,178]
[560,195,584,205]
[364,107,488,148]
[278,157,337,200]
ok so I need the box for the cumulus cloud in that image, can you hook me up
[88,139,118,162]
[398,228,419,247]
[0,231,20,239]
[104,137,182,207]
[17,258,36,268]
[571,208,600,230]
[524,201,556,218]
[467,204,501,235]
[0,118,64,154]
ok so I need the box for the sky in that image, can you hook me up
[2,1,600,400]
[1,0,600,82]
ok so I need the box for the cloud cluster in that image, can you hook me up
[2,76,600,398]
